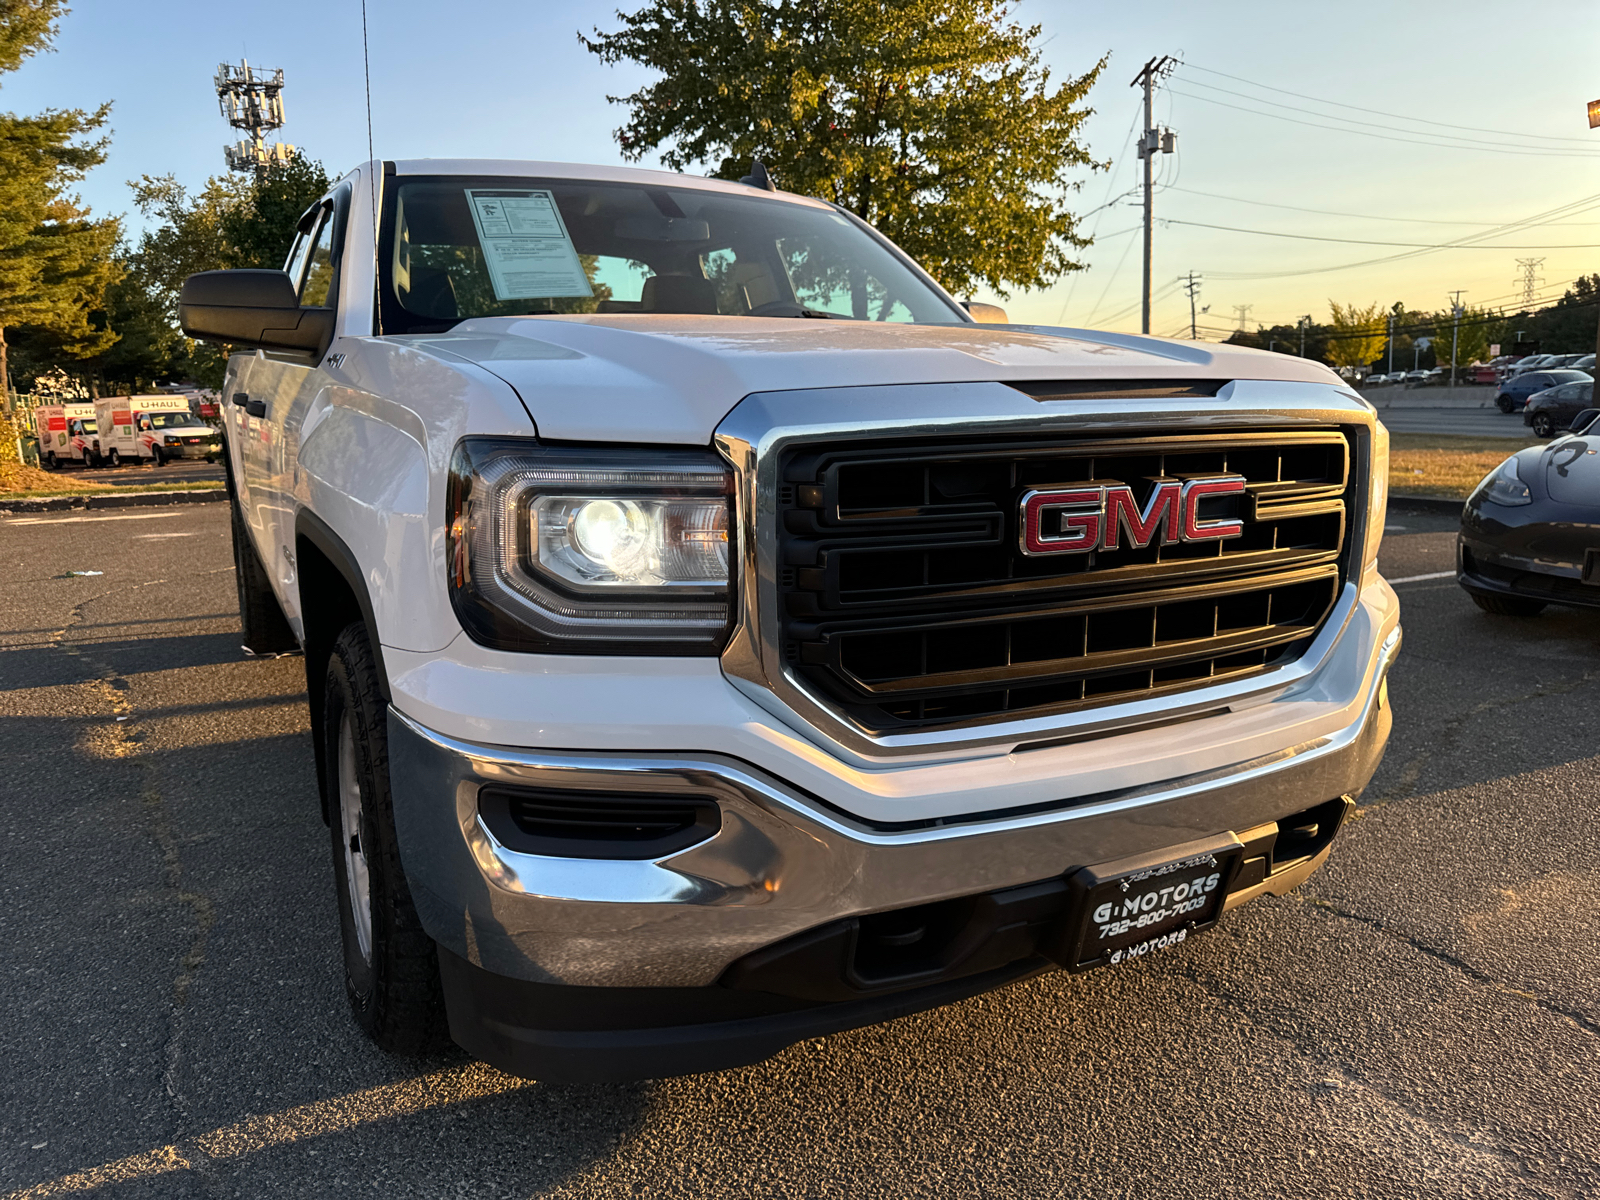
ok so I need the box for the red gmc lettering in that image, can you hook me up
[1021,486,1104,555]
[1180,476,1247,541]
[1103,481,1181,551]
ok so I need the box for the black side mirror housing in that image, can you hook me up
[179,269,335,357]
[1570,408,1600,432]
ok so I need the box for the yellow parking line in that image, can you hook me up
[5,1064,533,1197]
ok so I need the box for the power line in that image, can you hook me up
[1181,62,1600,147]
[1160,218,1600,251]
[1172,74,1584,156]
[1163,185,1600,228]
[1166,88,1600,158]
[1199,192,1600,280]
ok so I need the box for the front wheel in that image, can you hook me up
[1471,592,1547,617]
[324,621,445,1053]
[151,445,165,466]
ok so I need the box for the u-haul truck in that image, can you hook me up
[92,395,220,466]
[34,402,98,468]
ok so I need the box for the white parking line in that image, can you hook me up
[5,511,183,526]
[1387,570,1456,584]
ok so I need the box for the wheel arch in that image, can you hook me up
[296,508,391,822]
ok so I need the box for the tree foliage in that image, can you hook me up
[0,1,119,395]
[118,157,332,388]
[1324,301,1385,371]
[582,0,1105,298]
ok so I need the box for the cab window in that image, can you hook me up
[283,211,320,292]
[300,206,338,307]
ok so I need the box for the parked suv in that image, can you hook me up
[179,160,1400,1082]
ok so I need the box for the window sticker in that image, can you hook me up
[464,189,593,301]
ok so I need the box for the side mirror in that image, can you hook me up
[961,301,1009,324]
[179,269,335,357]
[1570,408,1600,432]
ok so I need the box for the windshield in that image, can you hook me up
[73,419,97,434]
[376,175,966,334]
[146,413,193,429]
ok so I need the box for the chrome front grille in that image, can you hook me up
[774,429,1356,733]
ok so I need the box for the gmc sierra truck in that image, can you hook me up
[178,159,1399,1082]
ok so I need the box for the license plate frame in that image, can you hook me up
[1054,833,1244,971]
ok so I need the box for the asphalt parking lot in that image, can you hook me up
[2,499,1598,1199]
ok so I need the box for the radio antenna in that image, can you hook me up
[361,0,382,334]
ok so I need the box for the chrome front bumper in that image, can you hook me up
[387,620,1396,991]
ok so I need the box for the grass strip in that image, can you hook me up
[1387,431,1543,500]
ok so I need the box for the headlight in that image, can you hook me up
[1363,419,1389,570]
[164,434,180,445]
[1473,455,1532,507]
[446,439,734,653]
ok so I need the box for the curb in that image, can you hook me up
[1388,493,1464,515]
[0,487,228,515]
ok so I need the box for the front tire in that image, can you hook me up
[324,621,444,1054]
[1471,592,1547,617]
[152,444,165,466]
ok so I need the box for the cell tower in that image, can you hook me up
[1514,258,1545,307]
[215,60,294,180]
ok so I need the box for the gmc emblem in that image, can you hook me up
[1020,475,1247,556]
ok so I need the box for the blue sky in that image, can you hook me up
[7,0,1599,337]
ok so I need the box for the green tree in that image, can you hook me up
[0,1,119,394]
[1325,301,1385,373]
[220,153,330,268]
[582,0,1105,299]
[125,157,332,387]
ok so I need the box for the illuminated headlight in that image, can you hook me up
[446,439,734,653]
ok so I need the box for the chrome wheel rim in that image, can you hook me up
[337,714,373,964]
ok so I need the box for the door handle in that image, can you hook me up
[232,392,249,408]
[245,399,267,419]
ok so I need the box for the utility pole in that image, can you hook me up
[1182,272,1203,339]
[1299,316,1310,357]
[1131,56,1177,335]
[1386,311,1395,375]
[1448,290,1466,387]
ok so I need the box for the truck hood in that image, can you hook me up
[401,315,1346,444]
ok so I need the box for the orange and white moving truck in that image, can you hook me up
[92,395,220,466]
[34,402,98,468]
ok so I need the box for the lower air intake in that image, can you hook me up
[477,786,720,860]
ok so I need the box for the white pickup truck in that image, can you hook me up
[179,159,1399,1082]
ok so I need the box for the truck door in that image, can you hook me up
[234,193,345,625]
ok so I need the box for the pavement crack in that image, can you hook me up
[1301,895,1600,1040]
[48,580,220,1123]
